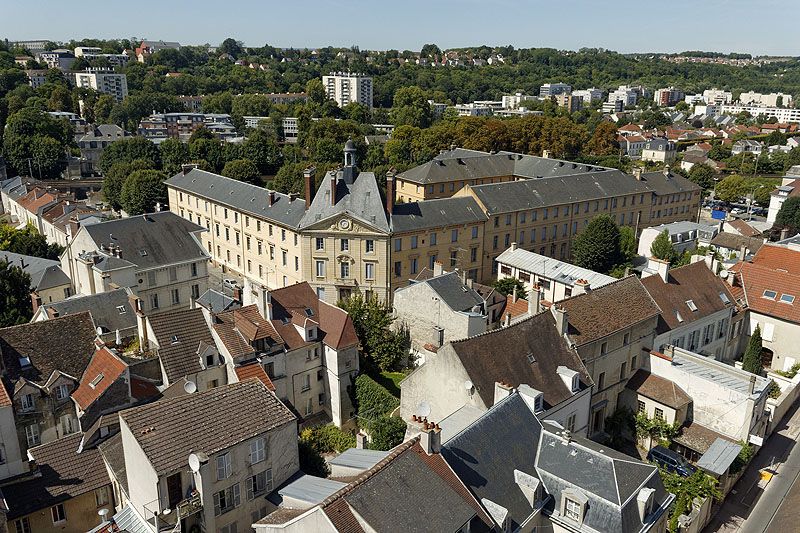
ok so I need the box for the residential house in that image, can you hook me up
[641,261,739,361]
[72,72,128,102]
[4,433,114,533]
[727,244,800,371]
[212,281,359,427]
[767,175,800,225]
[637,221,720,258]
[559,276,661,435]
[618,134,648,157]
[442,392,673,532]
[62,212,210,313]
[731,139,763,156]
[399,307,593,437]
[495,244,615,304]
[0,250,72,307]
[72,343,135,431]
[322,72,373,109]
[393,269,490,361]
[118,380,298,533]
[78,125,130,173]
[0,380,25,480]
[641,138,677,163]
[40,200,107,248]
[134,40,180,62]
[724,218,762,238]
[253,435,492,533]
[0,312,97,456]
[710,232,764,262]
[32,288,138,344]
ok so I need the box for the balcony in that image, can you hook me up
[145,492,203,531]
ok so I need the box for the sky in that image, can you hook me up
[4,0,798,56]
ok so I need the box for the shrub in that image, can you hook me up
[300,424,356,454]
[355,374,400,432]
[369,416,407,451]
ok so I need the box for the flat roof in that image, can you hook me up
[496,247,615,289]
[329,448,389,470]
[277,474,348,505]
[697,438,742,476]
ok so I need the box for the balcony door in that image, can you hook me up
[167,472,183,509]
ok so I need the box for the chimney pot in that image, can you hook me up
[268,190,276,206]
[330,172,337,206]
[303,166,316,209]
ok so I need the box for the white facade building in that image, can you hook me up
[608,85,639,107]
[539,83,571,97]
[73,72,129,101]
[322,72,373,109]
[738,91,793,108]
[702,88,733,105]
[720,104,800,124]
[572,88,604,104]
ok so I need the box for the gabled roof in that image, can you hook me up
[728,244,800,324]
[443,394,543,530]
[235,363,276,391]
[166,168,307,228]
[40,288,137,334]
[0,312,96,387]
[560,276,660,347]
[120,380,295,475]
[638,170,701,196]
[641,261,735,333]
[195,288,239,313]
[727,218,762,238]
[80,212,207,271]
[5,433,111,519]
[299,168,389,232]
[449,310,591,410]
[314,438,491,532]
[32,264,71,291]
[0,250,60,291]
[496,247,616,290]
[390,196,486,232]
[399,272,484,313]
[626,370,691,410]
[711,232,763,253]
[72,345,128,410]
[148,307,215,382]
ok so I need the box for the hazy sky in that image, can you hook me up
[4,0,798,56]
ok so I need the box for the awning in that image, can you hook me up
[697,438,742,476]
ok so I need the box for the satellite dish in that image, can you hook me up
[98,508,109,518]
[464,380,474,391]
[96,326,104,336]
[184,380,197,394]
[720,270,729,279]
[417,401,431,418]
[162,509,171,516]
[188,453,201,473]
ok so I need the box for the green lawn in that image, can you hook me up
[369,371,406,398]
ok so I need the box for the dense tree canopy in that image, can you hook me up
[572,214,623,274]
[0,260,32,327]
[119,169,168,215]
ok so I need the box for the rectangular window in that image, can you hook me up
[315,237,324,251]
[619,362,626,380]
[340,262,350,278]
[250,438,266,464]
[315,260,326,278]
[410,258,418,274]
[430,232,437,245]
[365,263,375,280]
[246,469,273,500]
[216,453,232,480]
[213,483,240,516]
[471,226,479,239]
[14,518,31,533]
[54,384,69,401]
[191,262,198,277]
[172,288,180,305]
[95,486,110,507]
[638,400,646,414]
[597,372,605,390]
[600,342,607,355]
[281,250,287,266]
[169,266,177,281]
[565,498,581,522]
[340,238,349,252]
[150,293,159,310]
[21,393,34,412]
[654,408,664,420]
[26,424,40,447]
[394,238,402,252]
[147,271,156,287]
[451,229,458,242]
[410,236,418,249]
[365,239,374,253]
[394,261,402,277]
[269,245,274,260]
[294,256,299,271]
[246,236,251,250]
[51,503,66,524]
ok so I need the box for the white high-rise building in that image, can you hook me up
[572,88,604,104]
[322,72,373,109]
[702,88,733,105]
[539,82,572,97]
[738,91,793,108]
[73,72,128,101]
[607,85,639,107]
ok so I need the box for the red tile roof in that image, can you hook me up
[503,295,530,320]
[0,379,11,407]
[235,363,276,391]
[729,244,800,324]
[72,345,128,410]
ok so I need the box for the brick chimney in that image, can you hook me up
[574,278,591,294]
[268,190,276,207]
[419,419,441,455]
[330,171,337,206]
[646,257,670,283]
[433,261,444,276]
[780,227,789,241]
[30,292,42,314]
[303,166,316,209]
[385,168,396,214]
[494,381,514,404]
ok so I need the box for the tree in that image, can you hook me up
[688,163,715,190]
[0,224,63,260]
[775,196,800,235]
[339,294,409,371]
[493,277,528,299]
[298,441,330,477]
[572,214,622,274]
[103,159,155,210]
[242,129,282,174]
[221,158,260,184]
[159,138,190,176]
[369,417,407,451]
[119,169,168,215]
[0,260,32,327]
[619,226,637,264]
[742,325,763,374]
[93,94,115,124]
[391,86,432,128]
[218,38,243,59]
[2,107,72,178]
[585,121,618,156]
[650,231,676,263]
[99,137,160,174]
[714,174,747,203]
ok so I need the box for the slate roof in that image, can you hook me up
[120,379,295,475]
[711,232,764,253]
[166,168,307,228]
[72,346,128,410]
[390,196,486,232]
[0,250,61,290]
[97,432,128,494]
[81,211,207,271]
[443,394,543,530]
[316,438,491,532]
[728,244,800,324]
[0,312,97,386]
[638,170,701,196]
[468,170,651,215]
[449,310,591,410]
[195,288,239,313]
[5,433,111,519]
[537,422,672,532]
[399,272,484,313]
[641,261,736,333]
[299,167,389,232]
[626,370,691,410]
[560,276,660,347]
[39,288,137,334]
[148,307,215,383]
[32,264,71,291]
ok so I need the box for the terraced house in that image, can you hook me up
[167,143,700,302]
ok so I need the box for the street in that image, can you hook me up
[705,401,800,532]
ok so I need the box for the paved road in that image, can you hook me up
[705,401,800,532]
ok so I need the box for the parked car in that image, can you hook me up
[647,446,697,477]
[223,278,239,290]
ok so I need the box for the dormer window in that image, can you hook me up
[170,335,179,344]
[571,374,580,393]
[686,300,698,312]
[304,308,314,317]
[561,489,588,525]
[565,498,582,521]
[534,394,544,412]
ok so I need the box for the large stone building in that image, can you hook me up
[166,144,700,303]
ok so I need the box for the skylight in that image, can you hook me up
[763,290,778,300]
[719,292,731,305]
[139,250,148,256]
[89,373,104,389]
[685,300,698,312]
[304,308,314,317]
[676,310,684,323]
[780,294,795,304]
[170,335,179,344]
[527,353,536,364]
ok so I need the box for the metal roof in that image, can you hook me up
[328,448,389,470]
[696,438,742,476]
[278,474,348,505]
[496,247,615,289]
[671,348,771,396]
[390,196,486,232]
